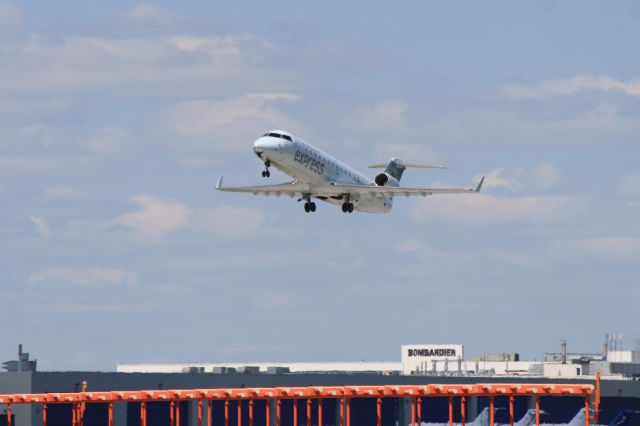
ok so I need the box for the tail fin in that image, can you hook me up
[368,158,444,181]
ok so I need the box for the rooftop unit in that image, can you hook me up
[2,344,37,372]
[469,352,520,362]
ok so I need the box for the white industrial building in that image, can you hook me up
[117,362,400,374]
[117,342,640,379]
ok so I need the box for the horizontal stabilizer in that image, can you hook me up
[368,162,444,169]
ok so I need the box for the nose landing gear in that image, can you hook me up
[261,160,271,178]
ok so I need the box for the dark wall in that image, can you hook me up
[0,370,630,400]
[1,371,640,426]
[0,372,31,393]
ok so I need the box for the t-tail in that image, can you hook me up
[369,158,445,184]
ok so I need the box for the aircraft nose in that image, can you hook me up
[253,138,266,155]
[253,136,281,155]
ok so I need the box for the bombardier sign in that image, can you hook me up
[401,344,464,374]
[402,344,463,360]
[407,347,458,358]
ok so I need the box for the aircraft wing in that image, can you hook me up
[328,176,484,197]
[216,174,484,198]
[215,175,311,197]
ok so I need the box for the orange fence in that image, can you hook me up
[0,382,597,426]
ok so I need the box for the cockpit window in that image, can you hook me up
[262,132,292,141]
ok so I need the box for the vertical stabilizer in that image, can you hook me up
[385,158,405,181]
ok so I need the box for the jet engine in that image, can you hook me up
[375,173,399,187]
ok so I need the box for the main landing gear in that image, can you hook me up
[341,195,354,213]
[341,202,354,213]
[261,160,271,178]
[302,194,316,213]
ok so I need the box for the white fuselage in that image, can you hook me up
[253,132,393,213]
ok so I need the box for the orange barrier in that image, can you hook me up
[0,382,596,426]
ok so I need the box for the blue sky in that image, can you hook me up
[1,1,639,370]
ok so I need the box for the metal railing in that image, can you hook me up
[0,382,597,426]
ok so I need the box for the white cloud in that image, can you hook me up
[393,240,425,254]
[475,163,563,193]
[373,143,439,166]
[168,35,273,58]
[29,215,51,236]
[548,237,640,264]
[84,126,130,156]
[116,194,191,237]
[121,4,174,25]
[422,106,640,146]
[28,267,138,287]
[153,94,301,166]
[502,75,640,100]
[190,205,267,237]
[339,100,415,139]
[529,163,564,191]
[411,193,586,226]
[0,33,297,97]
[0,125,130,177]
[478,167,523,192]
[41,186,87,201]
[0,2,22,33]
[0,124,57,149]
[393,240,545,271]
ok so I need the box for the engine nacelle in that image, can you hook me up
[375,173,399,187]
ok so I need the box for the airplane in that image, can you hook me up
[607,409,640,426]
[551,408,588,426]
[541,407,639,426]
[510,408,548,426]
[536,408,591,426]
[416,407,497,426]
[413,407,637,426]
[216,130,484,213]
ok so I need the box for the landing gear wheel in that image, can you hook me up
[262,160,271,177]
[342,201,354,213]
[302,194,316,213]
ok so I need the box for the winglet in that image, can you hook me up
[475,176,485,192]
[215,175,223,190]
